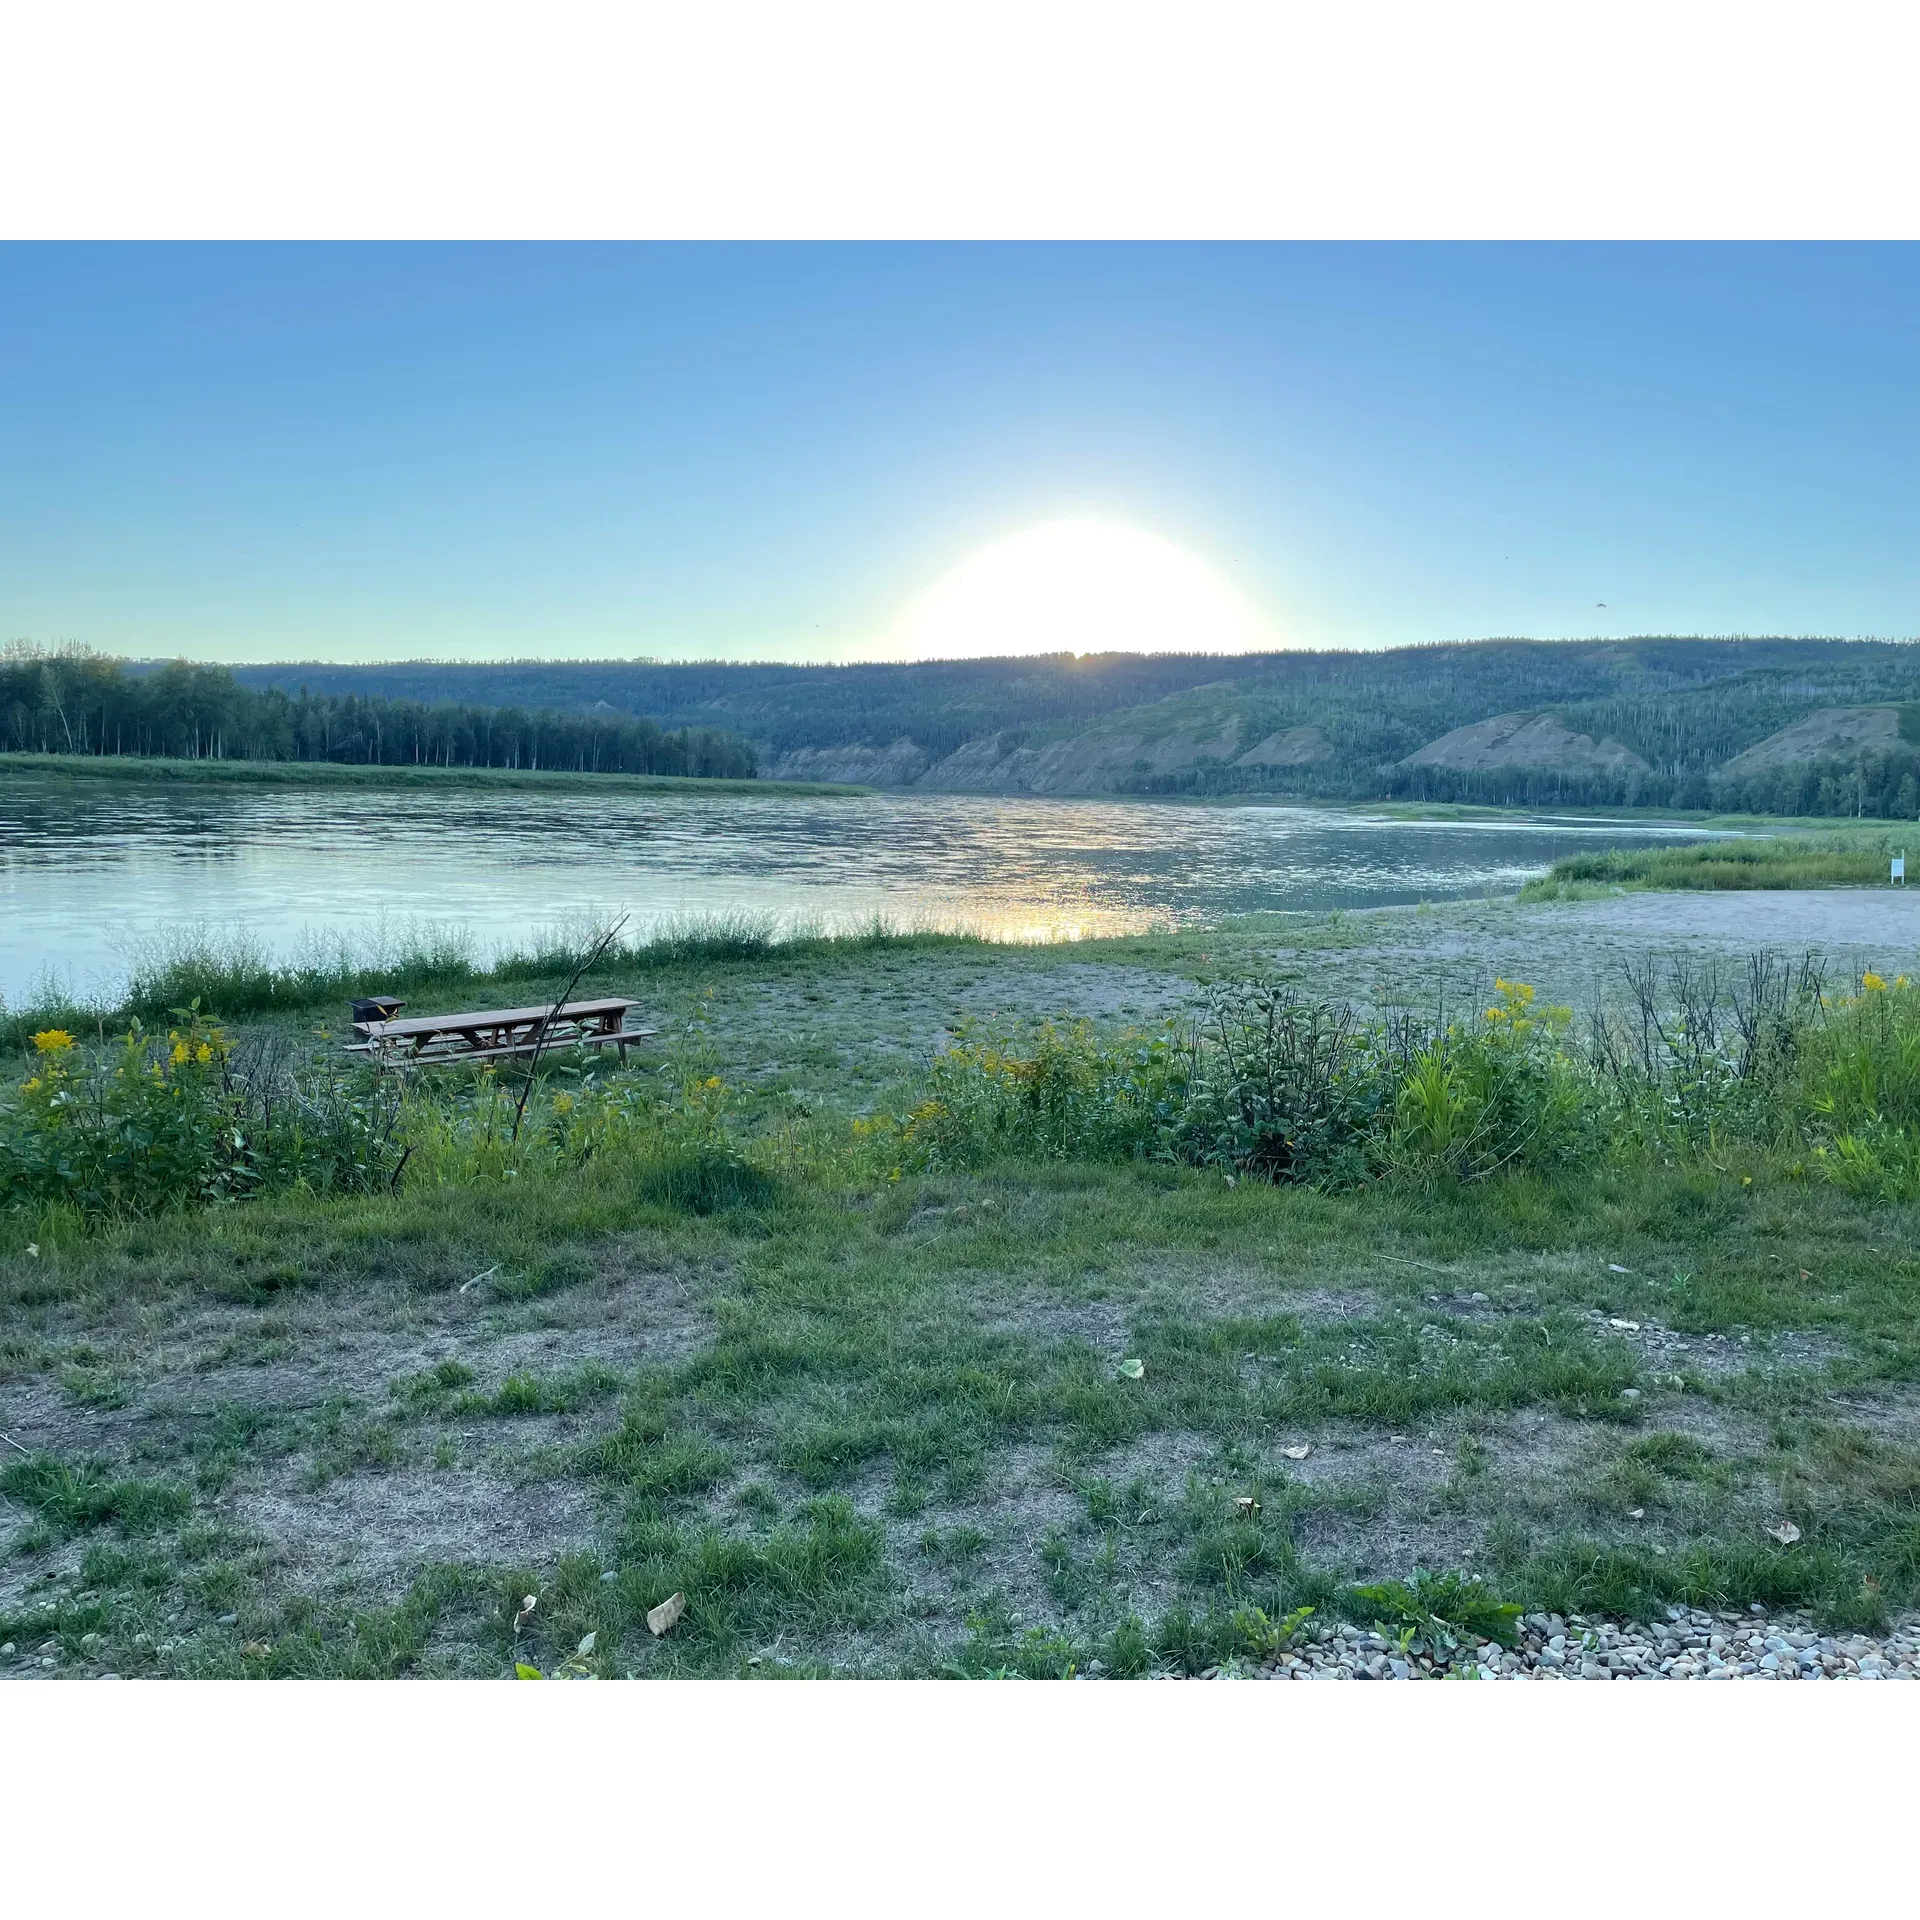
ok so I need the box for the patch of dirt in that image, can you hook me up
[1262,1285,1382,1322]
[1563,1309,1851,1381]
[1523,890,1920,964]
[888,1440,1088,1627]
[1096,1428,1220,1493]
[228,1466,598,1600]
[730,957,1202,1097]
[1814,1383,1920,1447]
[0,1256,713,1463]
[946,961,1200,1030]
[984,1302,1130,1363]
[0,1376,136,1461]
[1237,726,1335,770]
[465,1266,715,1375]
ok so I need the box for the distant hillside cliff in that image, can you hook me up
[764,714,1336,794]
[1720,706,1904,774]
[1401,712,1651,777]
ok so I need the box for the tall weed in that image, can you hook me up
[906,1020,1185,1169]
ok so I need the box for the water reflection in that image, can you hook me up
[0,776,1715,1003]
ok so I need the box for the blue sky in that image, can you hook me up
[1,243,1915,661]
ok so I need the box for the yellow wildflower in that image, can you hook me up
[1863,971,1887,993]
[171,1040,190,1065]
[551,1092,575,1115]
[31,1029,74,1054]
[195,1043,213,1065]
[1486,978,1546,1027]
[23,1075,42,1094]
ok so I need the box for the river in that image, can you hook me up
[0,773,1717,1005]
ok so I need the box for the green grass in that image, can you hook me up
[1519,833,1910,898]
[1,1453,194,1541]
[0,749,862,798]
[7,906,1920,1676]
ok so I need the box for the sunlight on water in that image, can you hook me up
[0,775,1715,1005]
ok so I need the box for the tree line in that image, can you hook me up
[0,646,758,779]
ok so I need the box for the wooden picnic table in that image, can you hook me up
[346,996,657,1066]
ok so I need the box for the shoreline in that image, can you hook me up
[0,751,867,800]
[6,750,1896,831]
[11,885,1920,1048]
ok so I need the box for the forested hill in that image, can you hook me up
[224,637,1920,817]
[20,637,1920,814]
[225,652,1282,759]
[1,649,756,779]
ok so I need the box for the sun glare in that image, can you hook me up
[885,519,1278,661]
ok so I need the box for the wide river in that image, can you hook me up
[0,775,1717,1005]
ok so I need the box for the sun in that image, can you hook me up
[884,519,1278,661]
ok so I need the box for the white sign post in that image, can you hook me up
[1894,855,1906,886]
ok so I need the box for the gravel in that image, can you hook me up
[1157,1606,1920,1681]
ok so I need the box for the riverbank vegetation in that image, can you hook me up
[5,912,1920,1677]
[1520,833,1909,900]
[0,752,852,799]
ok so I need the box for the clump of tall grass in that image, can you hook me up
[1520,834,1904,899]
[118,922,487,1023]
[631,909,983,965]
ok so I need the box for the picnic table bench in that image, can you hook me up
[345,997,657,1066]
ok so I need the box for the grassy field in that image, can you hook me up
[0,751,862,799]
[5,903,1920,1679]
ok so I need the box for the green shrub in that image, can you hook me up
[1383,985,1590,1184]
[0,1009,406,1215]
[0,1012,784,1223]
[906,1019,1185,1169]
[1791,972,1920,1196]
[1171,984,1378,1183]
[908,979,1595,1190]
